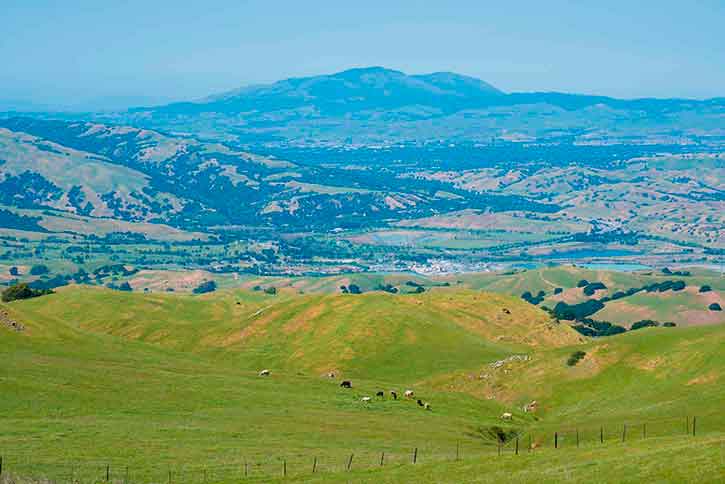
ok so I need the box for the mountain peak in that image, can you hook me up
[183,67,504,115]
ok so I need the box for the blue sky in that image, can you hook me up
[2,0,724,108]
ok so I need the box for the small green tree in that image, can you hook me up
[1,283,52,302]
[29,264,49,276]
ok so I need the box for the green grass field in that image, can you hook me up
[1,285,724,483]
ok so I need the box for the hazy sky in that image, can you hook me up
[2,0,724,108]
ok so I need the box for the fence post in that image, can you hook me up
[456,441,459,461]
[380,452,385,466]
[1,455,3,477]
[576,429,579,448]
[312,456,317,474]
[693,416,697,436]
[106,465,110,482]
[554,432,558,449]
[283,460,286,477]
[413,447,418,464]
[346,454,354,471]
[622,424,627,443]
[600,426,604,444]
[168,470,171,484]
[643,423,646,439]
[125,466,129,484]
[244,461,248,477]
[203,468,206,483]
[515,437,519,455]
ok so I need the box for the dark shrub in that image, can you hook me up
[264,286,277,295]
[663,322,677,327]
[631,320,660,330]
[671,281,686,291]
[583,282,607,296]
[348,284,362,294]
[192,280,217,294]
[566,351,586,366]
[577,279,589,288]
[709,303,722,311]
[29,264,50,275]
[553,287,563,295]
[9,266,19,276]
[1,282,53,302]
[699,285,712,293]
[553,300,605,320]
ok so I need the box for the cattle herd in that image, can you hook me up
[339,380,431,410]
[258,369,432,410]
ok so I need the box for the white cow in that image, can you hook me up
[501,412,513,420]
[404,390,415,398]
[361,396,372,403]
[258,369,270,376]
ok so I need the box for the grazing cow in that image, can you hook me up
[340,380,352,388]
[258,369,270,376]
[327,372,336,378]
[424,403,431,410]
[404,390,414,398]
[417,399,424,407]
[361,396,372,403]
[376,391,385,398]
[502,308,511,314]
[390,391,398,400]
[501,412,513,420]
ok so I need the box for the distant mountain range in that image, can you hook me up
[103,67,723,145]
[150,66,723,115]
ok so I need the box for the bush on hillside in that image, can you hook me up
[1,282,53,302]
[631,320,660,330]
[9,266,19,276]
[709,303,722,311]
[521,290,546,305]
[29,264,49,275]
[582,282,607,296]
[572,319,627,337]
[553,287,563,295]
[192,280,217,294]
[699,285,712,293]
[576,279,589,288]
[566,351,586,366]
[376,284,398,294]
[552,299,605,320]
[264,286,277,295]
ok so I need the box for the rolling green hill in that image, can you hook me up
[1,287,724,482]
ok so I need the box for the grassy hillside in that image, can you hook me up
[1,287,723,483]
[449,265,725,327]
[8,286,579,381]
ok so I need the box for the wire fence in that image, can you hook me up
[0,415,717,483]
